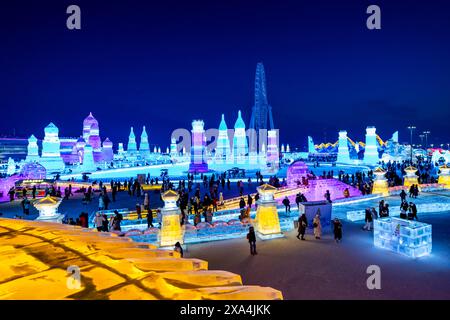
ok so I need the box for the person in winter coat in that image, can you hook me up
[101,213,109,231]
[282,196,291,213]
[313,212,322,239]
[174,242,184,257]
[98,195,105,211]
[297,213,308,240]
[144,193,149,210]
[94,212,105,232]
[333,218,343,243]
[363,208,373,230]
[247,226,257,255]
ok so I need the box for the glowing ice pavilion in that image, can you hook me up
[188,120,209,173]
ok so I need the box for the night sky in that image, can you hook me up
[1,0,450,150]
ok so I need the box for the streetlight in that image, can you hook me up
[407,126,416,164]
[423,131,430,150]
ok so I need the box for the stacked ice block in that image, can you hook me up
[374,217,432,258]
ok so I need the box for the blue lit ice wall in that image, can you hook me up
[374,217,432,258]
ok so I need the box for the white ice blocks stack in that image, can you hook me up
[374,217,432,258]
[337,130,351,163]
[364,126,379,165]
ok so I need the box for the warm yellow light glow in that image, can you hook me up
[372,167,389,196]
[403,166,419,189]
[438,165,450,188]
[255,205,281,236]
[254,184,283,238]
[372,180,389,196]
[160,213,184,247]
[0,218,282,300]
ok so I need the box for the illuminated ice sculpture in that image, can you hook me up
[371,167,389,196]
[438,164,450,188]
[25,134,40,162]
[80,144,96,172]
[6,158,15,176]
[364,126,380,165]
[254,184,283,240]
[139,126,151,160]
[337,130,351,163]
[233,110,248,164]
[215,114,231,164]
[102,138,114,162]
[159,190,184,247]
[34,195,64,223]
[127,127,138,156]
[308,136,315,153]
[40,123,65,173]
[374,217,432,258]
[188,120,209,173]
[266,130,280,170]
[403,166,419,189]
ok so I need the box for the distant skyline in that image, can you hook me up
[1,0,450,149]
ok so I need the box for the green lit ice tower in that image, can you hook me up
[215,114,231,164]
[337,130,351,163]
[233,110,248,164]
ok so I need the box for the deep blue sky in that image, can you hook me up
[1,0,450,150]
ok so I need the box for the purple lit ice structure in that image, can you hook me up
[188,120,209,173]
[287,161,309,187]
[20,162,47,180]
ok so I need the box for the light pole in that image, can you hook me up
[407,126,416,164]
[423,131,430,150]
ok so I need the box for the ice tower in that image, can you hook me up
[102,138,114,162]
[233,110,248,164]
[337,130,351,163]
[364,126,380,165]
[25,134,40,162]
[308,136,315,154]
[40,123,65,172]
[215,114,231,164]
[267,130,280,170]
[188,120,208,173]
[127,127,138,155]
[139,126,151,160]
[80,144,96,172]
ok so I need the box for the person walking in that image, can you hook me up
[282,196,291,213]
[136,204,142,220]
[297,213,308,240]
[400,189,407,202]
[98,194,105,211]
[409,202,418,220]
[94,212,104,232]
[333,218,343,243]
[313,212,322,239]
[101,213,109,232]
[144,193,149,210]
[247,226,257,255]
[174,242,184,257]
[363,208,373,231]
[147,211,154,228]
